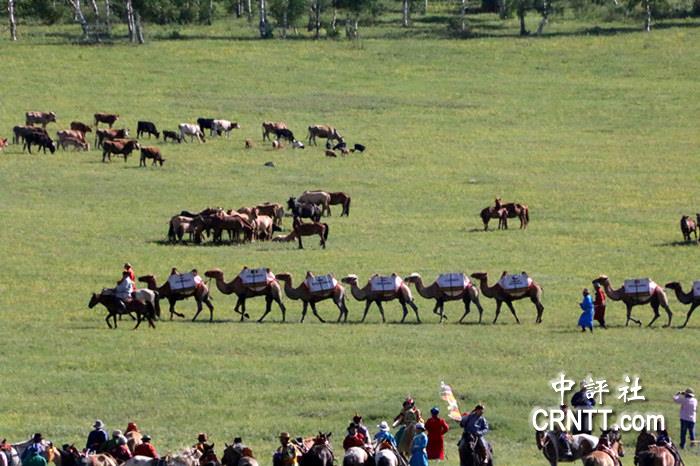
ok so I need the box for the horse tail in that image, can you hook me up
[323,223,329,241]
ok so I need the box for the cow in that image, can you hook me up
[95,128,129,148]
[274,128,295,142]
[102,139,140,162]
[162,130,182,143]
[58,135,89,151]
[0,138,7,151]
[179,123,206,143]
[94,113,119,128]
[308,124,342,145]
[211,119,241,137]
[23,131,56,154]
[26,111,57,128]
[137,121,160,139]
[13,125,47,144]
[139,146,165,167]
[70,121,92,134]
[197,118,216,135]
[262,121,287,141]
[57,130,87,143]
[351,143,365,153]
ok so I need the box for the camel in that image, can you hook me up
[404,273,485,323]
[594,275,672,327]
[340,274,420,323]
[494,197,529,229]
[276,272,350,323]
[138,274,214,322]
[470,272,544,324]
[204,268,286,322]
[664,281,699,328]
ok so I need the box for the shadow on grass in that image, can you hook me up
[655,240,699,247]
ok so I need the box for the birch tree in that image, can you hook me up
[8,0,17,41]
[125,0,135,41]
[402,0,410,26]
[259,0,269,37]
[66,0,92,39]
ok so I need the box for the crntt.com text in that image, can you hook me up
[530,408,665,432]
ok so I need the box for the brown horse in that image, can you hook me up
[634,430,676,466]
[479,206,510,230]
[292,217,329,249]
[680,215,697,242]
[495,198,529,229]
[583,430,624,466]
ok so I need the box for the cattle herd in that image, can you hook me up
[3,111,366,165]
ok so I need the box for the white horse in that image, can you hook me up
[342,447,367,466]
[166,448,202,466]
[374,448,399,466]
[536,431,599,466]
[122,456,153,466]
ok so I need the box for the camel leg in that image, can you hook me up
[360,300,373,322]
[399,300,409,323]
[335,298,349,323]
[678,303,699,328]
[493,301,503,324]
[376,301,387,323]
[473,295,485,324]
[626,304,642,326]
[409,299,420,323]
[300,301,308,323]
[258,298,272,323]
[647,302,660,327]
[276,295,287,321]
[661,302,673,328]
[191,302,203,322]
[458,298,471,323]
[505,300,521,324]
[310,302,325,323]
[438,302,447,323]
[530,295,544,324]
[170,299,185,319]
[205,297,214,322]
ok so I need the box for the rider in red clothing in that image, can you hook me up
[133,435,159,459]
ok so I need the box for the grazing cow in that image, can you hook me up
[163,130,182,143]
[13,125,47,144]
[275,128,295,142]
[262,121,288,141]
[308,124,342,145]
[179,123,206,143]
[332,139,347,151]
[95,128,129,148]
[102,139,140,162]
[0,138,7,151]
[351,143,365,153]
[57,129,87,143]
[292,140,305,149]
[70,121,92,134]
[26,111,57,128]
[58,135,89,151]
[94,113,119,128]
[23,131,56,154]
[140,146,165,167]
[245,139,254,148]
[325,149,337,158]
[197,118,216,135]
[137,121,160,139]
[211,119,241,137]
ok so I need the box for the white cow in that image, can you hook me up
[212,119,241,138]
[179,123,206,143]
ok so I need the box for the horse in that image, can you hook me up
[582,430,624,466]
[535,430,598,466]
[342,447,368,466]
[1,441,20,466]
[88,289,157,329]
[479,206,509,231]
[634,430,675,466]
[300,433,333,466]
[292,217,329,249]
[494,198,529,229]
[167,448,203,466]
[373,443,400,466]
[13,439,62,466]
[221,443,258,466]
[287,198,322,223]
[680,215,697,242]
[458,433,493,466]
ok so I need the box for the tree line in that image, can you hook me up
[5,0,700,42]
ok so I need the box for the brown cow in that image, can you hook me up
[262,121,287,141]
[70,121,92,134]
[102,139,140,163]
[308,124,342,145]
[57,130,87,143]
[139,146,165,167]
[96,128,129,148]
[94,113,119,128]
[26,111,57,128]
[58,135,89,151]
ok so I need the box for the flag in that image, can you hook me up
[440,381,461,421]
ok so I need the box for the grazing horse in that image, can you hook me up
[88,290,156,329]
[300,433,334,466]
[583,430,624,466]
[535,430,598,466]
[292,217,329,249]
[221,443,258,466]
[287,198,322,223]
[680,215,697,242]
[458,433,493,466]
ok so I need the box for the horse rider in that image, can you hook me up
[86,420,108,453]
[274,432,301,466]
[349,415,371,445]
[133,435,159,459]
[343,425,367,452]
[115,271,135,311]
[194,433,212,454]
[125,422,139,435]
[110,437,132,463]
[459,405,491,465]
[20,434,45,465]
[655,429,684,466]
[374,422,397,448]
[124,263,135,282]
[102,431,126,455]
[393,397,423,452]
[554,405,574,459]
[571,381,595,434]
[409,424,428,466]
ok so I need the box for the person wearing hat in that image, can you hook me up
[102,430,124,455]
[110,436,132,463]
[571,380,595,434]
[133,435,159,459]
[459,405,491,464]
[393,397,423,455]
[374,422,397,448]
[578,288,594,333]
[592,281,607,329]
[348,415,370,446]
[273,433,300,466]
[409,424,428,466]
[86,420,108,452]
[425,407,449,461]
[343,425,366,452]
[674,388,697,449]
[124,263,135,282]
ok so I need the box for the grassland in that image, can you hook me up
[1,15,699,466]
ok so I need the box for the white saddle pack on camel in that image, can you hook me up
[370,275,402,294]
[168,272,196,295]
[239,268,275,291]
[305,274,337,294]
[437,273,470,297]
[624,278,657,298]
[498,273,532,297]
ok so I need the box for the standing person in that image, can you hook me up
[578,289,594,333]
[409,424,428,466]
[374,422,397,448]
[592,281,607,328]
[86,420,108,452]
[133,435,158,459]
[674,388,697,449]
[425,407,449,461]
[124,263,135,282]
[571,382,595,434]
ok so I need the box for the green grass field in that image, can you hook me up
[1,16,700,465]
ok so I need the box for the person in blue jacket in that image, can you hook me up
[409,423,428,466]
[578,288,594,332]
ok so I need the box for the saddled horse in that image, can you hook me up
[221,443,258,466]
[300,433,333,466]
[535,430,598,466]
[292,217,329,249]
[373,442,402,466]
[634,430,675,466]
[167,448,204,466]
[287,198,322,223]
[458,433,493,466]
[342,447,369,466]
[582,430,624,466]
[88,289,157,329]
[12,439,62,466]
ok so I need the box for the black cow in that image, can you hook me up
[23,131,56,154]
[163,130,182,143]
[137,121,160,139]
[274,128,295,142]
[197,118,216,135]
